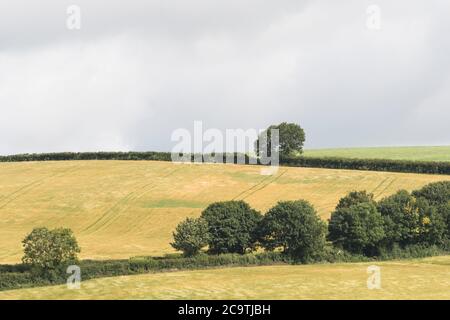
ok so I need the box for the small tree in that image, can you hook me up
[378,190,446,247]
[255,122,305,158]
[22,227,80,270]
[412,182,450,247]
[328,202,385,255]
[171,218,209,257]
[419,206,447,246]
[412,181,450,206]
[435,203,450,240]
[335,190,375,210]
[201,201,262,254]
[258,200,326,262]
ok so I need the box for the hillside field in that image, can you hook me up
[1,160,450,264]
[1,256,450,299]
[304,146,450,161]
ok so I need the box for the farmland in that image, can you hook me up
[1,255,450,300]
[304,146,450,161]
[1,160,450,264]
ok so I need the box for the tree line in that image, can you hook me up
[171,181,450,261]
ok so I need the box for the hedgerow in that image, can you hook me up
[0,252,287,291]
[2,152,450,175]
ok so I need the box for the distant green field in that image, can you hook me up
[2,256,450,299]
[304,146,450,162]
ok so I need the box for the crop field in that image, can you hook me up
[304,146,450,161]
[1,255,450,300]
[1,160,450,264]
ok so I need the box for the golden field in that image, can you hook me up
[1,160,450,264]
[1,256,450,299]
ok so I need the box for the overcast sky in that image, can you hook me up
[1,0,449,155]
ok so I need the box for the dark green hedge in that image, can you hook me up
[0,272,35,290]
[1,246,447,291]
[0,152,173,162]
[0,152,254,165]
[1,151,450,175]
[281,156,450,175]
[0,252,286,291]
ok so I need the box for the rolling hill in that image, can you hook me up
[1,160,449,264]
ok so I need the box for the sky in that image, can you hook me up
[1,0,449,155]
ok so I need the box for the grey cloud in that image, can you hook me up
[1,0,449,154]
